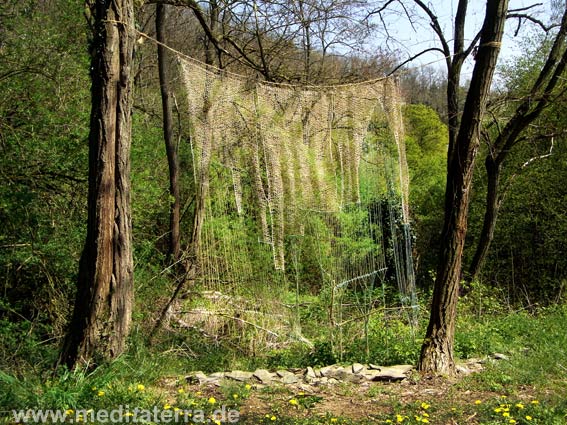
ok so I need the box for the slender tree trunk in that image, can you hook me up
[59,0,134,369]
[465,7,567,283]
[467,157,501,282]
[418,0,508,375]
[156,4,181,262]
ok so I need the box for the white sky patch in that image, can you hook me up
[368,0,555,79]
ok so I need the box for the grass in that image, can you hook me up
[1,300,566,423]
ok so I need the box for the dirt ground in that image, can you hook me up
[159,372,547,424]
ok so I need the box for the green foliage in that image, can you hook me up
[467,305,567,388]
[0,0,90,369]
[0,351,166,411]
[465,32,567,305]
[343,313,422,365]
[402,104,447,289]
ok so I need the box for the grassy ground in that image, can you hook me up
[1,305,566,424]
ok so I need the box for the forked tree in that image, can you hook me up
[372,0,560,374]
[417,0,509,374]
[466,7,567,284]
[59,0,135,368]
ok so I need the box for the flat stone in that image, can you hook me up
[328,366,350,380]
[319,365,335,377]
[320,365,347,378]
[305,367,317,379]
[368,363,382,370]
[186,371,207,384]
[491,353,509,361]
[344,373,365,383]
[467,357,486,364]
[455,365,473,375]
[225,370,253,381]
[389,364,414,374]
[277,370,299,384]
[352,363,366,374]
[361,365,413,382]
[370,365,413,381]
[314,377,329,385]
[362,370,383,381]
[297,383,315,393]
[253,369,275,384]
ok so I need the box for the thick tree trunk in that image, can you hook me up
[419,0,508,375]
[156,4,181,262]
[59,0,134,369]
[467,157,501,283]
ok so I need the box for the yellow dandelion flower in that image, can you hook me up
[330,419,337,423]
[509,420,516,424]
[163,404,171,410]
[233,394,239,399]
[451,407,457,412]
[422,413,429,417]
[422,419,429,424]
[245,384,252,390]
[386,420,393,424]
[420,402,430,410]
[495,408,503,413]
[214,421,221,425]
[271,416,277,421]
[503,412,510,417]
[289,399,298,406]
[525,415,533,421]
[196,391,202,396]
[208,397,216,405]
[396,414,404,423]
[125,412,134,417]
[515,403,524,409]
[298,392,305,396]
[137,384,145,391]
[97,390,105,397]
[474,400,482,405]
[530,400,539,405]
[177,388,184,394]
[65,409,74,415]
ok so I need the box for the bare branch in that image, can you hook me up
[387,47,446,76]
[507,13,558,32]
[365,0,398,20]
[521,136,554,169]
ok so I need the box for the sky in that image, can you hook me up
[371,0,556,79]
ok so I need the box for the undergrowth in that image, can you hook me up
[1,286,566,423]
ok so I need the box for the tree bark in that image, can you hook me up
[156,3,181,262]
[59,0,134,369]
[467,157,501,282]
[418,0,508,375]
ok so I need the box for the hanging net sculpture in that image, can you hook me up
[176,55,418,360]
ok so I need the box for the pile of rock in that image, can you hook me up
[186,363,415,387]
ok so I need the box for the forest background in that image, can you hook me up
[1,0,566,423]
